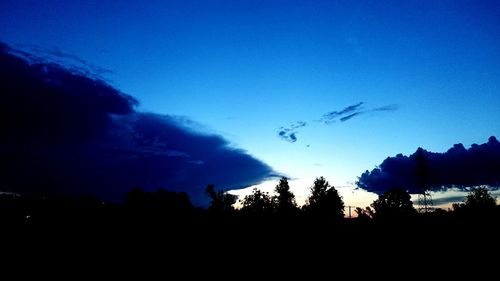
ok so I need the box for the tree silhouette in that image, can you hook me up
[273,177,297,214]
[464,187,496,208]
[355,207,373,220]
[240,188,274,215]
[371,188,416,219]
[453,186,496,214]
[303,176,344,218]
[206,184,237,213]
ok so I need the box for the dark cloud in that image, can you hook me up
[431,195,467,206]
[321,102,364,124]
[278,102,397,142]
[339,112,362,122]
[320,102,398,124]
[9,43,112,81]
[277,121,306,143]
[372,104,398,112]
[357,137,500,195]
[0,42,275,206]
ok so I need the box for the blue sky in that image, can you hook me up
[1,0,499,208]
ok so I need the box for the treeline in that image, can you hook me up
[1,176,498,226]
[207,177,344,218]
[206,176,499,221]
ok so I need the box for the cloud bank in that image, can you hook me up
[0,42,275,206]
[357,137,500,195]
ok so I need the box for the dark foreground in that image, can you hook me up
[1,196,498,277]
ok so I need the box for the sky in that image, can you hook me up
[1,0,500,209]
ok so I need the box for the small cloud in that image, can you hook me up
[372,104,398,112]
[340,112,362,122]
[321,102,398,124]
[291,121,307,129]
[278,129,298,143]
[278,102,397,143]
[277,121,306,143]
[321,102,364,124]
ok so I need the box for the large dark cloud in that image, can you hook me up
[0,42,275,206]
[357,137,500,195]
[9,43,113,81]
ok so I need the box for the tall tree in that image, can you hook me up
[304,176,344,218]
[371,188,416,219]
[463,186,496,209]
[273,177,297,214]
[453,186,496,214]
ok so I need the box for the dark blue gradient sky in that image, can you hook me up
[1,0,499,207]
